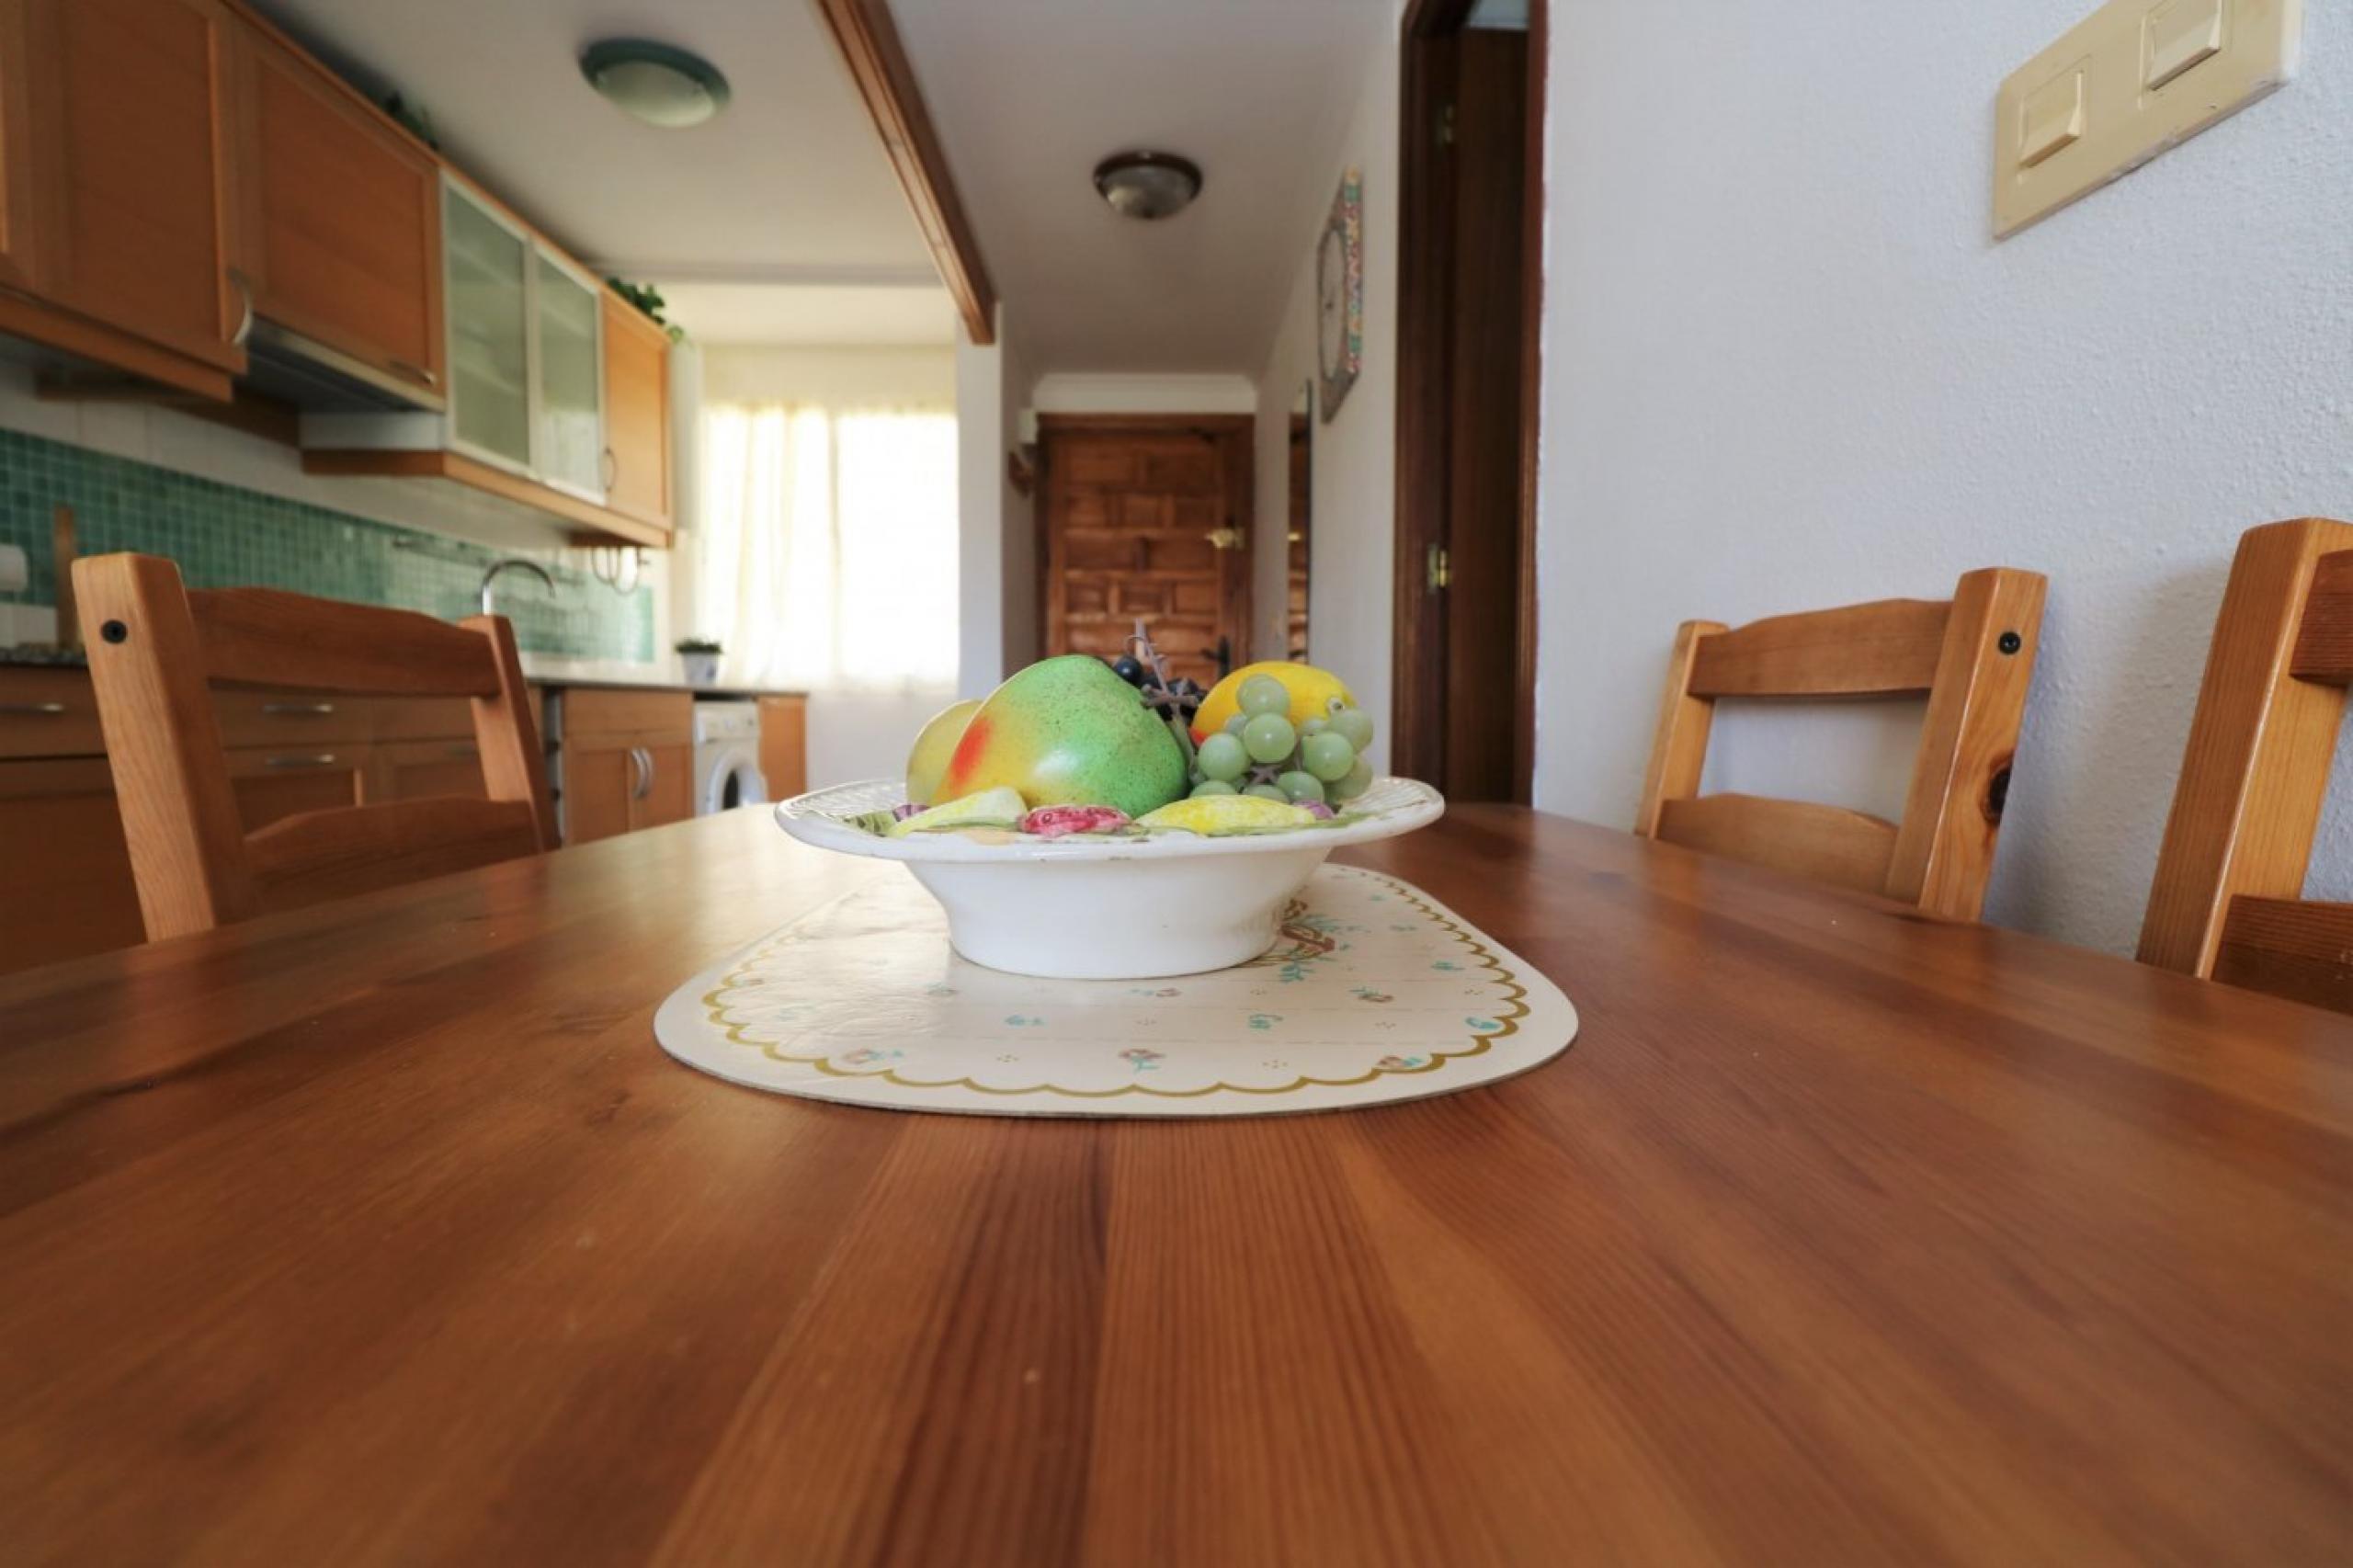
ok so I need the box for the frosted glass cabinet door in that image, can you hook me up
[443,184,532,472]
[535,252,604,498]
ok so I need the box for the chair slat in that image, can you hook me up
[2212,896,2353,1017]
[1687,597,1951,699]
[247,798,542,913]
[1654,793,1898,899]
[2289,550,2353,687]
[1635,619,1723,836]
[192,587,503,697]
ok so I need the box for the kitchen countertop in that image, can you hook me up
[0,643,804,699]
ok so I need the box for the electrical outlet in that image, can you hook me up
[1994,0,2302,238]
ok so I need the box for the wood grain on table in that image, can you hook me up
[1,807,2347,1565]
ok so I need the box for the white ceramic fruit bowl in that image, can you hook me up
[775,776,1445,980]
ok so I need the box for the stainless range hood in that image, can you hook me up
[241,319,446,414]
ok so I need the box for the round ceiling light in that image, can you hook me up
[580,40,731,129]
[1093,151,1203,221]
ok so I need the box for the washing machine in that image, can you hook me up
[691,700,767,814]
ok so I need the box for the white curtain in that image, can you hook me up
[692,403,959,786]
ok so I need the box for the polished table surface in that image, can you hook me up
[3,806,2348,1564]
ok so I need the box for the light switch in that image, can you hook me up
[2146,0,2223,89]
[1995,0,2304,238]
[2018,67,2086,166]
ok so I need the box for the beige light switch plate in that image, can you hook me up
[1993,0,2302,238]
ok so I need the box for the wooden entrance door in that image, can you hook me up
[1040,415,1254,690]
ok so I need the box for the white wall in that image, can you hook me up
[701,345,956,408]
[1252,7,1404,772]
[1533,1,2353,953]
[1033,373,1256,415]
[954,309,1036,699]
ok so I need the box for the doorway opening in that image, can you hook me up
[1036,414,1255,690]
[1392,0,1545,802]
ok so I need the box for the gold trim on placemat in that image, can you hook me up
[699,872,1529,1100]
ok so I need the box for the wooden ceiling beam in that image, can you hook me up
[813,0,999,346]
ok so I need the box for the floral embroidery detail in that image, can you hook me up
[1003,1014,1044,1027]
[1127,986,1181,997]
[1247,1014,1280,1030]
[1431,960,1461,972]
[1376,1053,1428,1071]
[839,1047,904,1067]
[1120,1048,1164,1074]
[926,983,957,997]
[995,1052,1021,1062]
[1466,1017,1502,1033]
[1278,960,1313,983]
[1351,986,1392,1004]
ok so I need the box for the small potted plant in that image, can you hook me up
[675,637,722,687]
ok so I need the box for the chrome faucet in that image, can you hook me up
[479,559,553,617]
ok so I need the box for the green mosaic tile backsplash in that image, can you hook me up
[0,429,653,661]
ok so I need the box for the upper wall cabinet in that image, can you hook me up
[0,0,244,389]
[230,19,445,408]
[442,177,533,472]
[600,290,671,532]
[533,248,603,501]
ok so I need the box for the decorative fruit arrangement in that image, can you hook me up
[871,626,1378,841]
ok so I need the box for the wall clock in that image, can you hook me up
[1316,168,1363,423]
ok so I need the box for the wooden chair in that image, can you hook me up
[2140,517,2353,1013]
[75,552,553,942]
[1636,567,2047,921]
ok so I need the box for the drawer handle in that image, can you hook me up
[264,753,339,769]
[390,358,439,388]
[0,700,67,715]
[227,267,256,348]
[630,745,654,801]
[260,701,335,716]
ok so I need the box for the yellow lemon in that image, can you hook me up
[1192,661,1355,739]
[1135,794,1315,835]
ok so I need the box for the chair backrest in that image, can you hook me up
[2140,517,2353,1013]
[76,552,553,942]
[1635,567,2047,920]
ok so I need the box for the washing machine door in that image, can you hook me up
[699,744,768,814]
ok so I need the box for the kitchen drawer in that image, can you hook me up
[222,741,370,831]
[562,687,690,744]
[372,738,486,803]
[214,689,372,747]
[370,697,477,744]
[0,668,104,759]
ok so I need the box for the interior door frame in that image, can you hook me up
[1391,0,1547,801]
[1034,413,1256,678]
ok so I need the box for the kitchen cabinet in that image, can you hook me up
[756,695,807,800]
[0,0,39,294]
[224,742,369,830]
[555,687,692,845]
[17,0,242,373]
[0,756,144,972]
[230,17,443,403]
[371,738,487,803]
[599,290,670,530]
[442,177,534,474]
[534,248,602,499]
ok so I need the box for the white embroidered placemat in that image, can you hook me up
[654,864,1577,1117]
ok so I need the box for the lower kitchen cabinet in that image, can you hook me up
[0,756,145,973]
[555,688,693,845]
[757,695,807,800]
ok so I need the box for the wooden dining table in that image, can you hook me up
[2,804,2348,1564]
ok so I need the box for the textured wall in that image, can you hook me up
[1253,6,1403,772]
[1534,0,2353,952]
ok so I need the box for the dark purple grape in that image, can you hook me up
[1110,655,1146,686]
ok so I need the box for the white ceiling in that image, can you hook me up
[890,0,1389,374]
[248,0,951,346]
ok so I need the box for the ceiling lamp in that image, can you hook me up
[1093,151,1203,221]
[580,40,731,129]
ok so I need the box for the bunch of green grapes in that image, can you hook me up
[1187,673,1376,805]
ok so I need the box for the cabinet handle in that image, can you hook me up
[600,447,619,490]
[631,745,654,801]
[227,267,256,349]
[263,753,339,769]
[0,701,66,716]
[390,358,440,388]
[260,700,335,716]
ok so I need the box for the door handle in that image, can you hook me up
[0,700,66,715]
[260,700,335,716]
[600,447,619,490]
[226,267,256,348]
[1205,526,1242,551]
[630,745,654,801]
[1426,543,1451,592]
[389,358,440,388]
[263,753,339,769]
